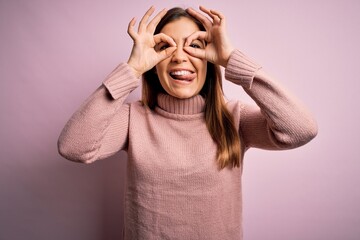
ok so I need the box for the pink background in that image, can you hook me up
[1,0,359,239]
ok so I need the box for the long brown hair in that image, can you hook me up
[142,7,241,169]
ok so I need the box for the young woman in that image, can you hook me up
[58,6,317,239]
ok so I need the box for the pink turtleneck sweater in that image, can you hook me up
[58,50,317,240]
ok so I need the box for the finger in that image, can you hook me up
[209,8,226,25]
[183,46,206,60]
[147,8,167,33]
[186,7,212,30]
[199,6,221,25]
[185,31,208,46]
[158,46,177,61]
[127,17,137,40]
[138,6,155,33]
[209,9,225,20]
[153,33,176,46]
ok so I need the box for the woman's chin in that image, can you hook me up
[168,90,197,99]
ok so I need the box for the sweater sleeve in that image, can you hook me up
[225,50,318,150]
[57,63,140,163]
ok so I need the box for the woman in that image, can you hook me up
[58,6,317,240]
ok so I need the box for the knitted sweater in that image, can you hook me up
[58,50,317,240]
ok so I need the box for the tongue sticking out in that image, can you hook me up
[170,71,196,81]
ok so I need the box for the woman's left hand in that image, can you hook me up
[184,6,234,68]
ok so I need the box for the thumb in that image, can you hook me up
[158,46,177,61]
[183,47,206,60]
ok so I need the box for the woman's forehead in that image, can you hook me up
[160,17,200,40]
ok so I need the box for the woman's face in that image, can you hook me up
[155,17,207,99]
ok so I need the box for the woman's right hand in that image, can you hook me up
[127,6,176,78]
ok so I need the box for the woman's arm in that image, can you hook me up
[57,63,139,163]
[58,7,177,163]
[225,49,318,150]
[184,6,318,150]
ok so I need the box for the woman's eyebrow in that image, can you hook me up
[183,36,205,43]
[169,36,206,46]
[186,38,206,46]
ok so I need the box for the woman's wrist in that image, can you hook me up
[219,46,235,68]
[126,61,143,78]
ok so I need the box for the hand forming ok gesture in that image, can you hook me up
[127,6,177,78]
[184,6,234,68]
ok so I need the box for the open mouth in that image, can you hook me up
[169,70,196,82]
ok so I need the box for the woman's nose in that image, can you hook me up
[171,47,188,63]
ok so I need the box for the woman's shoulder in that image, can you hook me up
[128,100,148,111]
[224,99,244,127]
[225,99,244,113]
[128,100,155,116]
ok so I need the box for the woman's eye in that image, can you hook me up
[157,44,169,51]
[189,43,201,49]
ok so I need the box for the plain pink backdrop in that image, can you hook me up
[1,0,359,239]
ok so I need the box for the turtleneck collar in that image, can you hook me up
[156,93,205,115]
